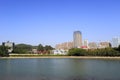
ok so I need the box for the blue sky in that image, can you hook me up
[0,0,120,47]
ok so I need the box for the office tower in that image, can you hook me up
[73,31,82,48]
[111,37,120,48]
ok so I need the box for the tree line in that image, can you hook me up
[68,45,120,56]
[0,43,53,57]
[12,44,53,54]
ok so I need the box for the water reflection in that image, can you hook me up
[0,58,120,80]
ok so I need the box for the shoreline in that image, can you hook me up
[1,56,120,59]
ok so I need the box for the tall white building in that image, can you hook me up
[83,39,88,47]
[73,31,82,48]
[111,37,120,48]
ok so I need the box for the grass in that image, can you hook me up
[9,53,66,57]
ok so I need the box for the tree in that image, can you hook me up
[44,45,53,54]
[13,44,33,53]
[44,45,53,51]
[0,45,9,57]
[109,43,112,48]
[68,48,86,56]
[118,45,120,52]
[67,47,120,56]
[37,44,44,51]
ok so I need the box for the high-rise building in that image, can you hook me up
[73,31,82,48]
[83,39,88,47]
[111,37,120,48]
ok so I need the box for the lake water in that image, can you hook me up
[0,58,120,80]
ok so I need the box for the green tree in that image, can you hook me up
[68,48,86,56]
[13,44,32,53]
[0,45,9,57]
[37,44,44,51]
[67,47,120,56]
[44,45,53,54]
[44,45,53,51]
[118,45,120,52]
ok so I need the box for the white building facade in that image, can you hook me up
[2,41,14,53]
[52,49,67,55]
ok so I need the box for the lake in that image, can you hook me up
[0,58,120,80]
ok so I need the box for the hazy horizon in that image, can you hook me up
[0,0,120,47]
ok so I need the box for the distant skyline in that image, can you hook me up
[0,0,120,47]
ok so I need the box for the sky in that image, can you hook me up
[0,0,120,47]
